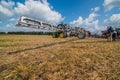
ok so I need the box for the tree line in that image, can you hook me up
[0,32,52,35]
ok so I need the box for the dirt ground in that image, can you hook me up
[0,35,120,80]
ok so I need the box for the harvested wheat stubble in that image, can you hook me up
[0,35,120,80]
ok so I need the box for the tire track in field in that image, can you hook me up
[8,39,78,54]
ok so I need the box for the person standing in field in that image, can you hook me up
[106,26,114,42]
[112,30,117,41]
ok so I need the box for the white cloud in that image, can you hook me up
[9,18,16,22]
[91,7,100,12]
[104,14,120,23]
[104,0,120,11]
[14,0,63,24]
[84,13,99,25]
[70,16,83,26]
[0,0,15,9]
[0,0,15,20]
[70,12,104,31]
[104,14,120,27]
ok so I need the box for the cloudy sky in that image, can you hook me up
[0,0,120,32]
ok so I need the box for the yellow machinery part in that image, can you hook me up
[59,33,65,38]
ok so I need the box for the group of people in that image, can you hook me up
[106,26,117,41]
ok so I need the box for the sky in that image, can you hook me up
[0,0,120,32]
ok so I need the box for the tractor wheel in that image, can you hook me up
[59,32,67,38]
[59,33,64,38]
[77,32,86,39]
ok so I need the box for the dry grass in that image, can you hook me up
[0,35,120,80]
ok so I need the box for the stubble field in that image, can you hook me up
[0,35,120,80]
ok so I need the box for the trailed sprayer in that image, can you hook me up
[16,16,86,39]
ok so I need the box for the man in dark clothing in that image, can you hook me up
[112,30,117,41]
[107,26,114,33]
[106,26,114,42]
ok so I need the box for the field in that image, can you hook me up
[0,35,120,80]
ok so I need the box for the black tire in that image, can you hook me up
[77,32,86,39]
